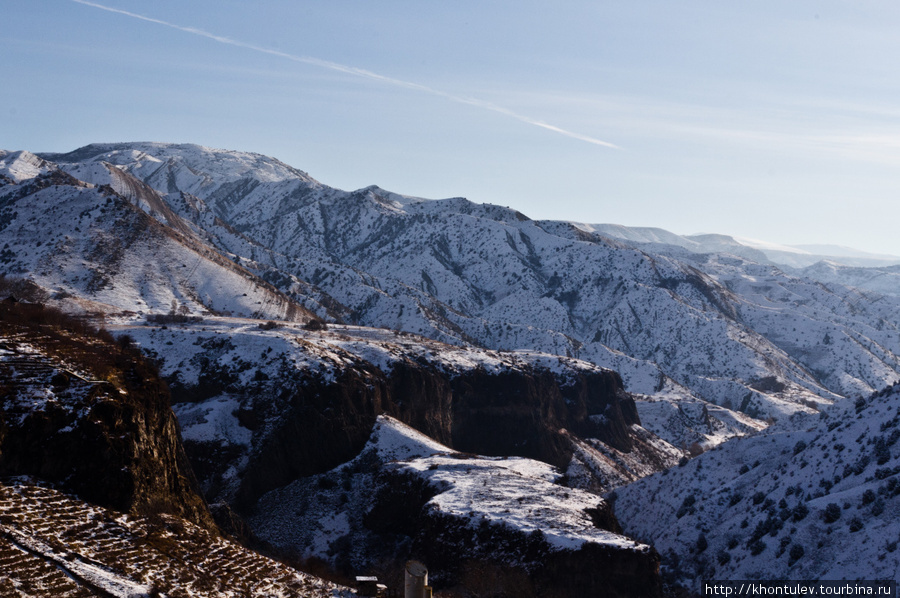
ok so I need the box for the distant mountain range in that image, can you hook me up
[580,223,900,269]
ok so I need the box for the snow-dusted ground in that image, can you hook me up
[635,390,768,451]
[565,424,684,490]
[0,334,114,429]
[0,150,54,182]
[400,452,643,552]
[115,316,619,391]
[614,383,900,589]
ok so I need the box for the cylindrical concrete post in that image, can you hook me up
[404,560,428,598]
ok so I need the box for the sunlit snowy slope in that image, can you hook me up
[0,149,313,322]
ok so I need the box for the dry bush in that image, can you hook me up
[303,318,328,331]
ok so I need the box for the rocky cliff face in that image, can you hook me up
[123,319,664,511]
[113,317,674,598]
[235,361,638,509]
[448,366,639,461]
[0,300,215,530]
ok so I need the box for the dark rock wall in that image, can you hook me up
[447,367,638,467]
[236,368,387,509]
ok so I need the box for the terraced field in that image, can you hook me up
[0,481,349,597]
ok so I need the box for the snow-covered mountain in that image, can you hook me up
[29,143,900,423]
[755,242,900,269]
[586,223,900,297]
[0,149,314,321]
[1,142,898,450]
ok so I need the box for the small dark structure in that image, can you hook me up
[355,576,387,598]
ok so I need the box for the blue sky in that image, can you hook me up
[4,1,900,254]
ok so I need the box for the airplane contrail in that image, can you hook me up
[71,0,619,149]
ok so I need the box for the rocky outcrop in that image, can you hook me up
[121,321,670,595]
[234,366,388,509]
[230,357,641,509]
[365,468,662,598]
[247,416,663,598]
[0,302,215,530]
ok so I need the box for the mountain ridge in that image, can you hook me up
[9,142,900,427]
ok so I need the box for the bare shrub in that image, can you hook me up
[303,318,328,331]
